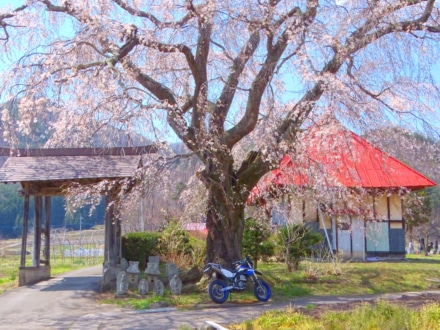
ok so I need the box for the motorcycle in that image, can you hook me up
[203,256,271,304]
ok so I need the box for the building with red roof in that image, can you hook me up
[250,126,436,260]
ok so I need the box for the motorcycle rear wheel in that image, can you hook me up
[208,279,229,304]
[254,280,271,302]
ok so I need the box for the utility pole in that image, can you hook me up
[140,195,145,232]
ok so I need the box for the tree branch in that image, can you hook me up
[0,4,28,42]
[213,31,260,133]
[190,13,213,138]
[224,0,318,149]
[346,0,438,54]
[120,59,197,149]
[112,0,194,28]
[137,38,199,85]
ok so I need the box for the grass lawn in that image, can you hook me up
[0,226,104,293]
[261,255,440,299]
[2,254,439,301]
[229,301,440,330]
[100,254,440,310]
[0,255,102,294]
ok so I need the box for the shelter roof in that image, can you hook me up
[0,146,157,196]
[0,155,142,182]
[251,127,436,200]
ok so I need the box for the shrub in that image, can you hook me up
[121,231,161,271]
[188,236,207,268]
[158,221,195,268]
[242,217,275,267]
[276,223,324,272]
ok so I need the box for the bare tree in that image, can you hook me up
[0,0,439,264]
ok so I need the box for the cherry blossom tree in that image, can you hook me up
[0,0,439,265]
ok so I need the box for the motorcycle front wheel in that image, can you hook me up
[254,280,271,302]
[208,279,229,304]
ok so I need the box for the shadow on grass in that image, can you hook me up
[273,282,313,299]
[403,258,440,265]
[359,268,380,288]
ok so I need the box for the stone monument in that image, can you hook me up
[127,261,140,289]
[153,279,165,297]
[120,258,129,271]
[169,274,182,295]
[138,278,148,295]
[145,256,161,288]
[116,271,128,297]
[165,262,179,282]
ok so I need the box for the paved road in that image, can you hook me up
[1,266,440,330]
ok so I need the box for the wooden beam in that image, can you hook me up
[36,188,64,196]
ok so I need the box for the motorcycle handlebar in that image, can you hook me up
[232,256,253,267]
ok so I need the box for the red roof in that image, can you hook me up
[183,222,208,233]
[251,127,436,198]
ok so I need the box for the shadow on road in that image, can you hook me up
[36,275,102,294]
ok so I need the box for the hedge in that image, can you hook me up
[121,231,161,271]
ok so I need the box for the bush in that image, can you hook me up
[121,231,161,271]
[277,223,324,272]
[188,236,207,268]
[242,217,275,267]
[158,221,198,269]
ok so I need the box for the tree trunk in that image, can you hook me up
[205,188,245,266]
[202,155,246,266]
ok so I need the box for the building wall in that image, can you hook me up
[366,194,406,256]
[269,192,406,259]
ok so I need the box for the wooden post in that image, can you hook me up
[43,196,51,265]
[104,194,112,266]
[115,217,121,265]
[102,188,122,291]
[33,195,42,267]
[104,190,121,266]
[20,183,30,267]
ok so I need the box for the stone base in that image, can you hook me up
[101,263,122,292]
[19,266,51,286]
[127,273,139,289]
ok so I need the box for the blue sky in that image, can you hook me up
[1,1,23,9]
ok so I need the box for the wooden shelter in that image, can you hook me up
[0,146,157,289]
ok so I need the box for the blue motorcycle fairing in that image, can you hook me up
[243,269,255,276]
[237,265,255,276]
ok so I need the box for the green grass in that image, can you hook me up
[260,256,440,299]
[0,254,102,294]
[0,226,105,293]
[100,255,440,310]
[3,251,440,314]
[229,301,440,330]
